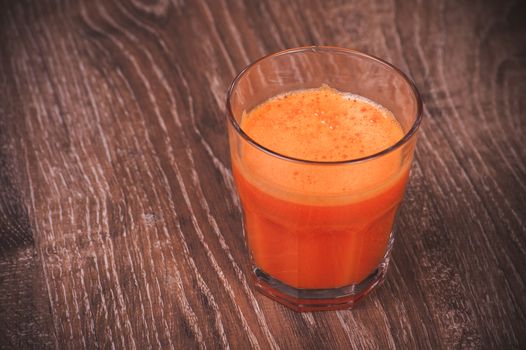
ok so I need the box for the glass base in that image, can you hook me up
[253,233,394,312]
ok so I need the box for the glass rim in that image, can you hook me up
[226,46,423,165]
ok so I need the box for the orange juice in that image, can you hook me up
[232,85,409,289]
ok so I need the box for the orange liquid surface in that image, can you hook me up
[233,86,409,289]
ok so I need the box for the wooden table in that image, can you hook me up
[1,0,525,348]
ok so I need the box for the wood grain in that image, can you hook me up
[0,0,525,348]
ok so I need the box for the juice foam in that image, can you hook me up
[241,85,403,163]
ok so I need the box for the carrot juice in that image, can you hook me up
[231,86,410,290]
[226,47,422,311]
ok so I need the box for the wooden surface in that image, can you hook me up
[1,0,525,348]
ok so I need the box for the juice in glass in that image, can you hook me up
[227,47,422,311]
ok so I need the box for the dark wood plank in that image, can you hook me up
[0,0,524,348]
[0,122,56,348]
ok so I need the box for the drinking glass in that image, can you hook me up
[226,46,422,311]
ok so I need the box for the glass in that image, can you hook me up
[226,46,422,311]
